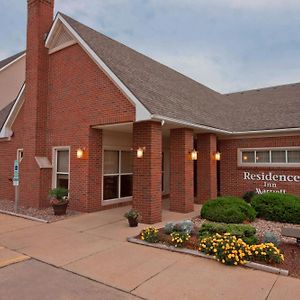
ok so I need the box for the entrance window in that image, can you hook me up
[103,150,132,201]
[54,148,70,189]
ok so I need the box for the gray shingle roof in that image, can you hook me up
[226,83,300,131]
[61,13,236,131]
[0,51,25,70]
[62,13,300,132]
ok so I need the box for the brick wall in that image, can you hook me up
[169,128,194,213]
[219,136,300,198]
[1,42,135,211]
[196,133,217,203]
[132,121,162,224]
[45,44,135,211]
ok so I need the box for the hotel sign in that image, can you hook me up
[243,171,300,194]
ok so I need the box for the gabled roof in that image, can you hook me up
[2,15,300,136]
[226,83,300,132]
[0,51,25,71]
[59,13,236,132]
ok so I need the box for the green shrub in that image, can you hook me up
[199,223,258,245]
[252,192,300,224]
[200,196,256,223]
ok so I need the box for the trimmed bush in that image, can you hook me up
[200,196,256,224]
[199,223,258,245]
[252,192,300,224]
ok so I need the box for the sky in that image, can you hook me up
[1,0,300,93]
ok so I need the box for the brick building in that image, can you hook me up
[0,0,300,223]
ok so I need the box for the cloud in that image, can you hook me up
[1,0,300,93]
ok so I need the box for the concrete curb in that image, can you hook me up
[127,237,289,276]
[0,210,49,223]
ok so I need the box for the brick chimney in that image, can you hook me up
[21,0,54,208]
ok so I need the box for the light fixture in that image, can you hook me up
[137,147,145,158]
[214,151,221,161]
[190,149,198,161]
[76,148,86,159]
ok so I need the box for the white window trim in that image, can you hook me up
[17,148,24,163]
[237,147,300,168]
[52,146,71,189]
[102,147,133,206]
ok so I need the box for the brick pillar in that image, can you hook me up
[196,133,217,203]
[133,121,162,224]
[20,0,54,208]
[169,128,194,213]
[87,128,102,212]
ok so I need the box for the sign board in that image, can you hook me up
[13,160,19,186]
[243,171,300,194]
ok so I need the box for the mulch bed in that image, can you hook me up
[0,199,82,222]
[137,226,300,279]
[279,243,300,278]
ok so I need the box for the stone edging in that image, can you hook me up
[0,209,49,223]
[127,237,289,276]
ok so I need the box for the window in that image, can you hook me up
[17,149,24,163]
[239,148,300,166]
[103,150,132,201]
[54,148,70,189]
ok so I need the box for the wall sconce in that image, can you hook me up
[76,148,87,159]
[137,147,145,158]
[190,149,198,161]
[214,151,221,161]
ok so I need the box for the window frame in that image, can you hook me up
[52,146,71,189]
[238,147,300,168]
[102,147,133,205]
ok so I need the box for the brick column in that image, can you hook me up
[169,128,194,213]
[133,121,162,224]
[196,133,217,203]
[87,128,102,212]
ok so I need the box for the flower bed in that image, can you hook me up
[131,220,300,279]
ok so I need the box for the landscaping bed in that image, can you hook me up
[129,192,300,279]
[0,199,81,222]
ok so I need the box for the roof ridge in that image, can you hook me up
[225,81,300,96]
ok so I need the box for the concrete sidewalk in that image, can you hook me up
[0,206,299,299]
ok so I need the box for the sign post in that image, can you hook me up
[13,160,20,212]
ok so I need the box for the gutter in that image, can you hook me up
[151,114,300,136]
